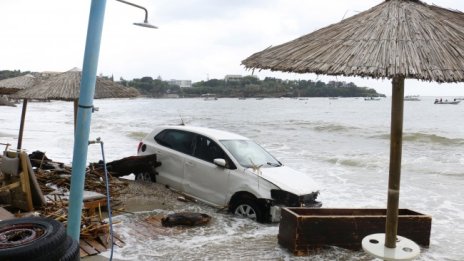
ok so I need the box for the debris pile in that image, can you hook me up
[19,151,128,241]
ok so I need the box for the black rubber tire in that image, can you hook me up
[135,171,156,182]
[59,236,80,261]
[0,217,67,261]
[231,198,265,223]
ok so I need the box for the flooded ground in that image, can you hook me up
[92,181,374,261]
[2,97,463,260]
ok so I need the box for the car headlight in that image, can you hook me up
[271,189,321,207]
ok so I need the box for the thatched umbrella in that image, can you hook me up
[11,68,139,149]
[243,0,464,258]
[0,74,38,95]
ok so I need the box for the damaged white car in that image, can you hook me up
[137,125,321,222]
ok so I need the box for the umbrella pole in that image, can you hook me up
[17,98,28,150]
[73,99,78,130]
[362,77,419,260]
[385,76,404,248]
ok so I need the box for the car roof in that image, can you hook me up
[157,125,249,141]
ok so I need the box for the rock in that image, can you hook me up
[161,212,211,227]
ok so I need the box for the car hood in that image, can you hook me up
[256,166,319,195]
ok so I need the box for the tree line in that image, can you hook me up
[124,76,385,98]
[0,70,384,98]
[0,70,30,80]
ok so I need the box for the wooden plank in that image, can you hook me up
[0,181,20,192]
[97,235,109,249]
[113,233,125,247]
[79,239,99,256]
[19,152,33,211]
[80,248,87,258]
[83,238,107,253]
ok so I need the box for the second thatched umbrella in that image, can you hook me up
[243,0,464,259]
[11,68,139,149]
[0,74,39,95]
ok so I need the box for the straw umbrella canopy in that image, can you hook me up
[243,0,464,255]
[11,68,140,149]
[0,74,38,95]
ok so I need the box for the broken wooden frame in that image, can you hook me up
[0,151,45,211]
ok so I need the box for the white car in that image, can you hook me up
[137,125,321,222]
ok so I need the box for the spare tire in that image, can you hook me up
[0,217,67,261]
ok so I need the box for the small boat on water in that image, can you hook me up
[434,99,460,104]
[404,95,421,101]
[201,93,218,100]
[364,97,381,101]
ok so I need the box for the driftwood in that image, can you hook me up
[104,154,161,177]
[161,212,211,227]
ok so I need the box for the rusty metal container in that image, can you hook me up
[278,208,431,256]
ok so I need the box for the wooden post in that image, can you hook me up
[17,98,28,150]
[19,152,33,211]
[385,76,405,248]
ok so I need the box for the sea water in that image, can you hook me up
[1,97,463,260]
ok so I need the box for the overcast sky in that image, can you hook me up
[2,0,464,96]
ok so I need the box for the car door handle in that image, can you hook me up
[185,161,194,166]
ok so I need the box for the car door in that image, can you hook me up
[153,129,194,190]
[183,135,230,207]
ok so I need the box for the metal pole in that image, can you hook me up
[17,98,28,150]
[67,0,107,240]
[385,76,405,248]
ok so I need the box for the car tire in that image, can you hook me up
[59,236,80,261]
[0,217,67,261]
[231,198,264,222]
[135,171,156,182]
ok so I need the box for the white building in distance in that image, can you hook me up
[224,75,242,82]
[169,79,192,88]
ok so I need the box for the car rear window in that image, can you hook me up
[155,129,194,155]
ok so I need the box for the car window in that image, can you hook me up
[193,135,227,164]
[154,129,194,155]
[220,139,281,168]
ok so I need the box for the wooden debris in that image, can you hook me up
[102,153,161,177]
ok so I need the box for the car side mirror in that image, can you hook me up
[213,158,227,168]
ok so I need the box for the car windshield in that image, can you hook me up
[220,140,281,168]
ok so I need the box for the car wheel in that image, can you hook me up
[0,217,67,261]
[135,171,155,182]
[232,198,264,222]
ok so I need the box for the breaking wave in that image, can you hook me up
[372,132,464,146]
[127,131,149,140]
[287,120,360,133]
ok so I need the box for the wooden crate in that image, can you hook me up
[278,208,432,256]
